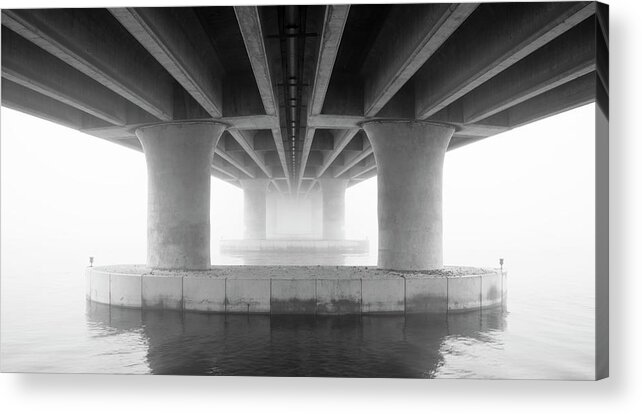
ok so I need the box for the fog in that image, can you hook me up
[1,104,594,276]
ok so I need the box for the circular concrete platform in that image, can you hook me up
[86,265,506,314]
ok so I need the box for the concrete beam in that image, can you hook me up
[499,71,596,129]
[307,114,365,129]
[297,128,317,193]
[348,167,378,187]
[415,2,595,119]
[220,115,279,130]
[447,135,486,152]
[596,2,608,47]
[109,7,224,118]
[214,149,255,179]
[234,6,290,191]
[1,27,153,127]
[252,130,278,152]
[303,180,319,198]
[596,17,609,95]
[2,9,175,120]
[234,6,277,116]
[346,153,377,180]
[315,129,361,178]
[212,156,241,181]
[227,129,273,179]
[362,3,478,117]
[271,179,289,194]
[333,142,373,178]
[462,19,596,124]
[1,78,109,130]
[309,5,351,116]
[297,5,350,194]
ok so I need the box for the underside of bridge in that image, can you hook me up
[1,2,608,272]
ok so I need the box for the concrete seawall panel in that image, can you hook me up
[183,277,226,312]
[405,277,448,313]
[142,275,183,310]
[110,273,142,308]
[271,279,316,314]
[448,276,481,311]
[361,278,405,313]
[226,279,270,313]
[481,273,502,308]
[86,266,504,315]
[316,279,361,314]
[90,270,110,304]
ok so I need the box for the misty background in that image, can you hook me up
[1,104,594,278]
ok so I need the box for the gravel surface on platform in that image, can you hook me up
[92,265,498,279]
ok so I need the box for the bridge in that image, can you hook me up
[1,3,608,273]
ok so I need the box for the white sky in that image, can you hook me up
[1,104,594,273]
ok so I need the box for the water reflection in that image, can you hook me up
[87,301,506,378]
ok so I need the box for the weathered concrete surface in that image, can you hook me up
[481,272,502,308]
[362,120,455,271]
[270,279,316,314]
[142,274,183,310]
[87,265,503,315]
[318,178,348,240]
[136,121,226,270]
[447,276,482,311]
[316,279,361,314]
[109,272,142,308]
[240,179,269,240]
[405,277,448,313]
[362,278,405,313]
[89,269,110,304]
[182,276,226,312]
[225,279,270,313]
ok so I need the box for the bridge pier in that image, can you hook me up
[319,178,348,240]
[241,179,270,240]
[362,121,455,271]
[136,121,227,270]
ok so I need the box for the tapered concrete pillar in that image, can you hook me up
[319,178,348,240]
[361,120,455,271]
[241,179,270,239]
[136,121,226,270]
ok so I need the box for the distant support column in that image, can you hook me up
[136,121,227,270]
[310,190,323,239]
[319,178,348,240]
[241,179,270,240]
[361,120,455,271]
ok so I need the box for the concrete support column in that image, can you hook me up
[310,190,323,239]
[241,179,270,239]
[319,178,348,240]
[136,121,226,270]
[361,120,455,271]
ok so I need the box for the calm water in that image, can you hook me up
[0,251,595,379]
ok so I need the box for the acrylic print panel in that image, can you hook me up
[0,1,608,379]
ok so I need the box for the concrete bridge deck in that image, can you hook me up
[1,3,608,192]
